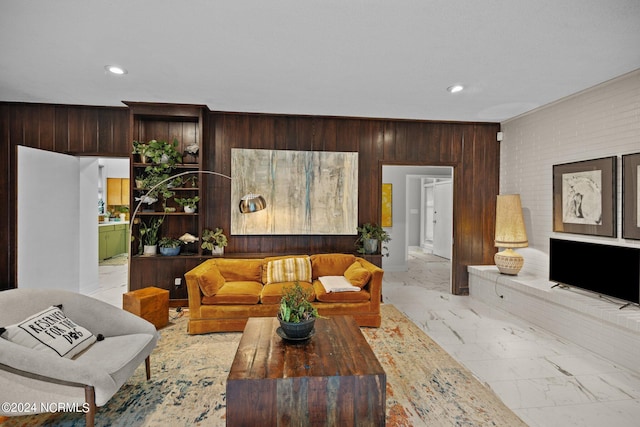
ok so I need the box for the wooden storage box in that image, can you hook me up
[123,287,169,329]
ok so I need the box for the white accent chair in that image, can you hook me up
[0,289,159,426]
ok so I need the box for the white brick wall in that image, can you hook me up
[500,69,640,279]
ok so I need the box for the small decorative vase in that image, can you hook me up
[184,206,196,214]
[278,316,315,339]
[363,238,379,254]
[143,245,157,256]
[211,246,224,255]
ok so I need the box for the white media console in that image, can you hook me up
[468,265,640,375]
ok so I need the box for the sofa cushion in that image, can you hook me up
[215,259,263,282]
[261,255,308,284]
[344,261,372,288]
[0,305,96,358]
[201,281,263,305]
[198,265,226,297]
[310,253,356,279]
[265,256,312,285]
[313,280,371,303]
[260,281,315,305]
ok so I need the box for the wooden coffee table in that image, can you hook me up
[226,315,386,426]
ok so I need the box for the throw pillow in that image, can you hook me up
[198,265,226,297]
[344,261,371,288]
[266,256,312,284]
[0,305,97,358]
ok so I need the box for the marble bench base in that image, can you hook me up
[468,266,640,375]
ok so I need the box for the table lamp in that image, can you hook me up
[494,194,528,275]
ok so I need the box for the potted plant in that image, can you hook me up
[158,237,183,256]
[277,281,320,339]
[201,227,228,255]
[132,140,151,163]
[138,172,175,211]
[139,216,164,255]
[145,138,182,166]
[183,175,198,188]
[175,196,200,213]
[356,223,391,256]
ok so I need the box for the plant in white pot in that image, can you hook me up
[175,196,200,213]
[201,228,228,255]
[139,216,164,255]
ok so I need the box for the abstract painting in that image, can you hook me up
[561,170,602,225]
[553,156,616,237]
[382,183,392,227]
[231,148,358,235]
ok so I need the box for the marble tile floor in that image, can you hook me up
[384,249,640,427]
[90,250,640,426]
[92,259,128,308]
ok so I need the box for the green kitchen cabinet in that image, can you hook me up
[99,223,129,261]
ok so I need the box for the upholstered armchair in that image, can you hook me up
[0,288,159,426]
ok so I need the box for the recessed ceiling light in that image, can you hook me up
[447,84,464,93]
[105,65,127,75]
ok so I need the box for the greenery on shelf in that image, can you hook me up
[158,237,183,248]
[355,223,391,256]
[183,175,198,188]
[174,196,200,208]
[278,281,320,323]
[201,228,228,251]
[133,138,182,167]
[138,216,164,250]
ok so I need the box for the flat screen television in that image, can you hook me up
[549,238,640,305]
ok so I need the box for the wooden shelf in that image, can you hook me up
[128,102,209,294]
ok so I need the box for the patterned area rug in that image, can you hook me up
[1,305,525,426]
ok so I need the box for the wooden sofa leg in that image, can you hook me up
[84,385,96,427]
[145,356,151,380]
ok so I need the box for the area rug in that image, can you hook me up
[0,305,525,426]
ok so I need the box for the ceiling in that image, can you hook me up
[1,0,639,123]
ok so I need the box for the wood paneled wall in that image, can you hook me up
[205,112,500,294]
[0,103,129,291]
[0,102,500,294]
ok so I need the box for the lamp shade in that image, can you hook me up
[495,194,528,248]
[239,193,267,213]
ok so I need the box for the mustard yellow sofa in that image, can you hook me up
[184,253,383,334]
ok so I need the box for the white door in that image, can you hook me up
[433,180,452,259]
[17,147,94,292]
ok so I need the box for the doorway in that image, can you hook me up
[381,165,453,292]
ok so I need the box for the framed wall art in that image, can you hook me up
[230,148,358,235]
[552,156,616,237]
[381,183,392,227]
[622,152,640,240]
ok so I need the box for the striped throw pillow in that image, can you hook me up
[266,257,312,284]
